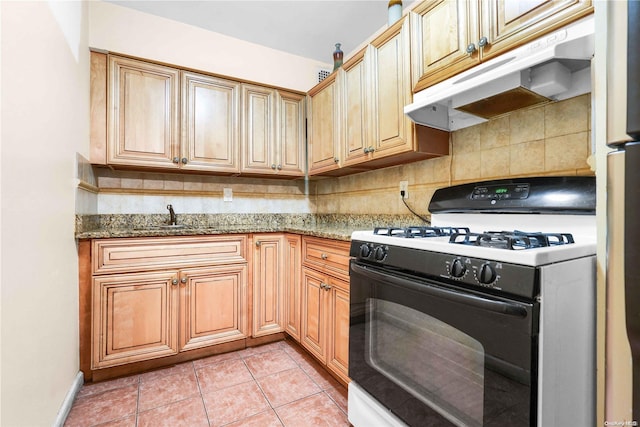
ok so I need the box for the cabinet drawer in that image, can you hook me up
[302,237,350,279]
[93,235,247,275]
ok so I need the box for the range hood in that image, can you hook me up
[405,16,595,132]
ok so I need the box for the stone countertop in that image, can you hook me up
[74,214,420,242]
[74,223,359,241]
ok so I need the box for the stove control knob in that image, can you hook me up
[359,244,371,258]
[373,246,387,261]
[478,263,497,284]
[450,258,466,278]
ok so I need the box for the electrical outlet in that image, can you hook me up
[223,188,233,202]
[399,181,409,199]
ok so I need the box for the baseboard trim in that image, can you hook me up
[53,371,84,427]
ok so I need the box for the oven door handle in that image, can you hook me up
[351,263,528,318]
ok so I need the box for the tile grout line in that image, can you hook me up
[191,360,214,426]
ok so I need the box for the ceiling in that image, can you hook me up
[106,1,415,64]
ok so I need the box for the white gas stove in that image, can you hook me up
[348,176,597,427]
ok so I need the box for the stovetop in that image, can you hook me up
[351,213,596,267]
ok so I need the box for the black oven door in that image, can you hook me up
[349,260,539,427]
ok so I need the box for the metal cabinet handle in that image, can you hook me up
[256,241,262,247]
[466,43,477,55]
[172,278,179,285]
[172,157,180,164]
[180,277,187,284]
[271,164,277,170]
[277,164,282,170]
[324,284,332,291]
[181,157,188,164]
[334,157,339,163]
[478,36,488,48]
[321,253,328,260]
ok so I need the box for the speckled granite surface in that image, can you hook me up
[75,214,424,241]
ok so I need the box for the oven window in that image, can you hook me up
[366,298,485,427]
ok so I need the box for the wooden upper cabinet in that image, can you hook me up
[411,0,481,93]
[108,55,180,168]
[92,53,304,176]
[241,86,305,176]
[308,72,341,175]
[341,49,371,167]
[241,84,276,174]
[369,17,414,158]
[182,71,240,173]
[276,91,306,176]
[411,0,593,92]
[482,0,593,60]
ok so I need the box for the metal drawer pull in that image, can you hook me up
[181,277,187,284]
[172,278,179,285]
[321,253,328,260]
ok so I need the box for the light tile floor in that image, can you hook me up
[65,340,350,427]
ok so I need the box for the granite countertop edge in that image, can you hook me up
[75,214,423,241]
[75,224,363,242]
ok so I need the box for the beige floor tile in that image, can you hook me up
[203,381,270,426]
[257,367,321,407]
[276,393,350,427]
[137,396,209,427]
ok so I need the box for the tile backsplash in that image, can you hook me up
[83,95,593,216]
[313,94,594,215]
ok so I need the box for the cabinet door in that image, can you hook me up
[108,56,180,168]
[369,17,415,157]
[301,267,328,363]
[92,271,179,369]
[308,73,341,175]
[241,84,276,174]
[181,71,240,173]
[481,0,593,60]
[276,90,306,176]
[326,277,350,384]
[341,49,372,167]
[252,234,285,337]
[410,0,481,92]
[284,234,302,341]
[179,264,248,351]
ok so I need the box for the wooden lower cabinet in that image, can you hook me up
[252,234,285,337]
[92,264,248,369]
[92,271,179,368]
[283,234,302,341]
[300,266,350,384]
[180,265,248,351]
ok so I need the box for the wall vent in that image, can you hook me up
[317,68,331,82]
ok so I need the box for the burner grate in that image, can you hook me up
[374,226,470,238]
[449,230,575,250]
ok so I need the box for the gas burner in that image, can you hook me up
[449,230,575,250]
[374,226,470,238]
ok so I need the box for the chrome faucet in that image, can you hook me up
[167,204,177,225]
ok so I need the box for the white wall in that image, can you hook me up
[89,1,329,92]
[0,1,89,425]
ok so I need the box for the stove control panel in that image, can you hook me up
[471,183,530,200]
[358,243,388,262]
[350,240,539,300]
[445,258,500,286]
